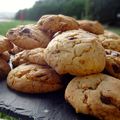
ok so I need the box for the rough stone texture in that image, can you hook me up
[0,79,98,120]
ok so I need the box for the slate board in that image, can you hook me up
[0,79,99,120]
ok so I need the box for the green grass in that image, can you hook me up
[0,113,17,120]
[106,26,120,35]
[0,20,36,36]
[0,20,120,36]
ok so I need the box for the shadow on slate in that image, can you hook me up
[0,79,99,120]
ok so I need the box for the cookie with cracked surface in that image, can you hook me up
[44,29,106,76]
[6,24,50,49]
[12,48,47,67]
[65,73,120,120]
[98,30,120,52]
[7,63,63,93]
[0,51,10,62]
[98,30,120,42]
[0,35,13,53]
[105,49,120,79]
[37,14,79,37]
[77,20,104,34]
[0,58,11,79]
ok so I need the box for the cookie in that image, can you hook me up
[7,64,63,93]
[77,20,104,34]
[44,29,106,76]
[98,30,120,41]
[105,49,120,79]
[0,35,13,53]
[98,30,120,52]
[0,58,11,79]
[0,51,10,62]
[6,24,50,49]
[9,44,23,55]
[65,73,120,120]
[37,14,79,37]
[12,48,47,67]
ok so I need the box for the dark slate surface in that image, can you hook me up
[0,79,99,120]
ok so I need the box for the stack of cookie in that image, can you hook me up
[5,14,120,120]
[6,15,80,93]
[0,35,13,79]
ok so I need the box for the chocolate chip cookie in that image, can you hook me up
[37,14,79,37]
[65,73,120,120]
[7,63,63,93]
[105,49,120,79]
[78,20,104,34]
[98,30,120,52]
[44,29,106,76]
[0,35,13,53]
[0,51,10,62]
[6,24,50,49]
[0,58,11,79]
[12,48,47,67]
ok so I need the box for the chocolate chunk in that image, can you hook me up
[67,36,77,40]
[9,31,14,35]
[112,63,120,73]
[21,28,30,34]
[100,95,112,105]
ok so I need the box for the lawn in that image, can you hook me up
[0,20,120,36]
[106,26,120,35]
[0,112,17,120]
[0,20,36,36]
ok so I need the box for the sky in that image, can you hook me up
[0,0,38,13]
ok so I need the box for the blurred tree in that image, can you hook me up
[92,0,120,24]
[15,0,86,20]
[15,0,120,24]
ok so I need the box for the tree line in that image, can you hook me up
[15,0,120,24]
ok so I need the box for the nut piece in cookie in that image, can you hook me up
[77,20,104,34]
[105,49,120,79]
[65,73,120,120]
[45,29,106,76]
[7,64,63,93]
[0,35,13,53]
[12,48,47,67]
[37,14,79,37]
[6,24,50,49]
[0,58,11,79]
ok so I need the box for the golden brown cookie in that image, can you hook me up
[0,58,11,79]
[6,24,50,49]
[37,14,79,37]
[65,73,120,120]
[0,51,10,62]
[105,49,120,79]
[77,20,104,34]
[0,35,13,53]
[12,48,47,67]
[44,29,106,76]
[7,64,63,93]
[98,30,120,52]
[98,30,120,41]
